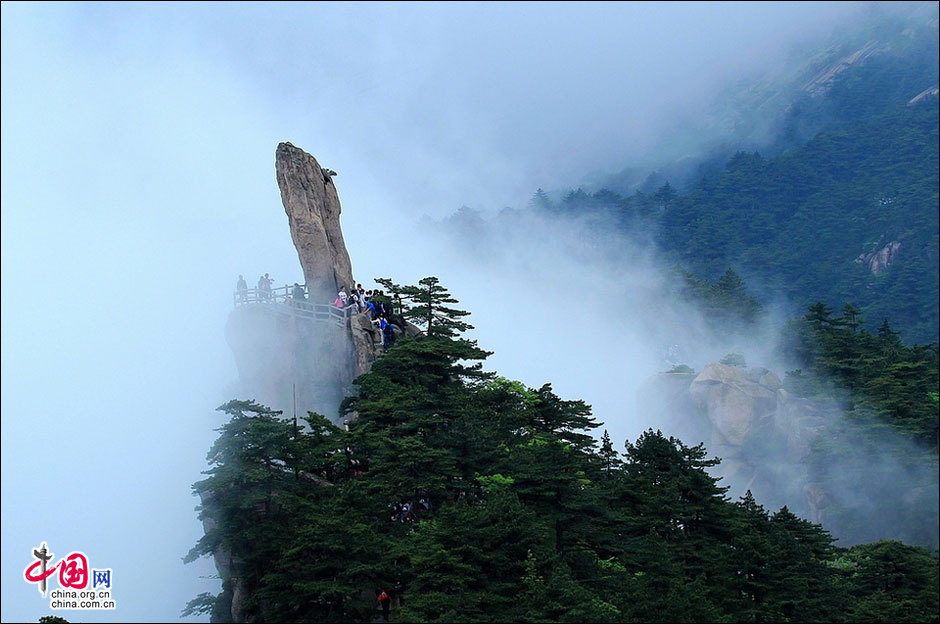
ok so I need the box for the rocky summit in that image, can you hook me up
[275,142,355,304]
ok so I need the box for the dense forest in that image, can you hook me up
[188,10,939,621]
[537,12,939,344]
[674,270,938,452]
[186,278,938,623]
[538,95,939,344]
[659,101,939,345]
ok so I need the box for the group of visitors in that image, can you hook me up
[257,273,273,300]
[235,274,274,303]
[332,283,376,313]
[234,276,403,351]
[390,498,432,523]
[333,284,402,351]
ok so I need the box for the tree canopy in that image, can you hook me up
[187,278,938,622]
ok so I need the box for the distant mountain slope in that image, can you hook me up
[658,99,938,343]
[595,3,939,197]
[542,9,939,342]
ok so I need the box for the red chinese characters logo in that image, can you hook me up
[24,544,89,595]
[24,558,59,583]
[59,552,89,589]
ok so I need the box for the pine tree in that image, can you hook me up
[464,383,609,559]
[766,506,840,622]
[840,540,940,623]
[727,491,778,622]
[599,430,623,476]
[806,301,835,329]
[654,182,678,211]
[840,302,864,332]
[399,276,473,338]
[528,188,554,212]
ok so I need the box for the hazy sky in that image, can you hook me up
[2,2,874,621]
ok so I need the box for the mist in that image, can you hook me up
[1,2,925,622]
[400,203,938,547]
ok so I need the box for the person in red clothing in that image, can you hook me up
[377,589,391,622]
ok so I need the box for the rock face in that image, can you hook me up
[688,364,792,499]
[690,363,778,447]
[855,240,902,275]
[349,312,382,376]
[802,41,882,98]
[197,489,245,623]
[275,142,355,303]
[639,361,938,548]
[639,362,837,523]
[225,304,355,421]
[226,143,381,424]
[218,143,387,622]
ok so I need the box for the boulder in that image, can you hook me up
[689,363,778,446]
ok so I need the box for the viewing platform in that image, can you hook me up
[233,284,352,328]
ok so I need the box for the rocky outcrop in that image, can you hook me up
[638,362,841,525]
[687,364,794,501]
[802,41,882,98]
[855,240,901,275]
[908,84,939,105]
[637,359,940,545]
[350,312,381,377]
[275,142,355,303]
[196,489,244,622]
[219,143,390,622]
[690,363,778,447]
[226,143,386,425]
[274,141,390,377]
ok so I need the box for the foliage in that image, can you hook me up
[777,302,940,549]
[187,278,938,622]
[783,303,939,448]
[397,276,474,338]
[527,38,938,344]
[658,100,940,344]
[679,268,765,328]
[836,540,940,623]
[719,353,747,367]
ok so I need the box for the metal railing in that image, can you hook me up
[234,285,353,328]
